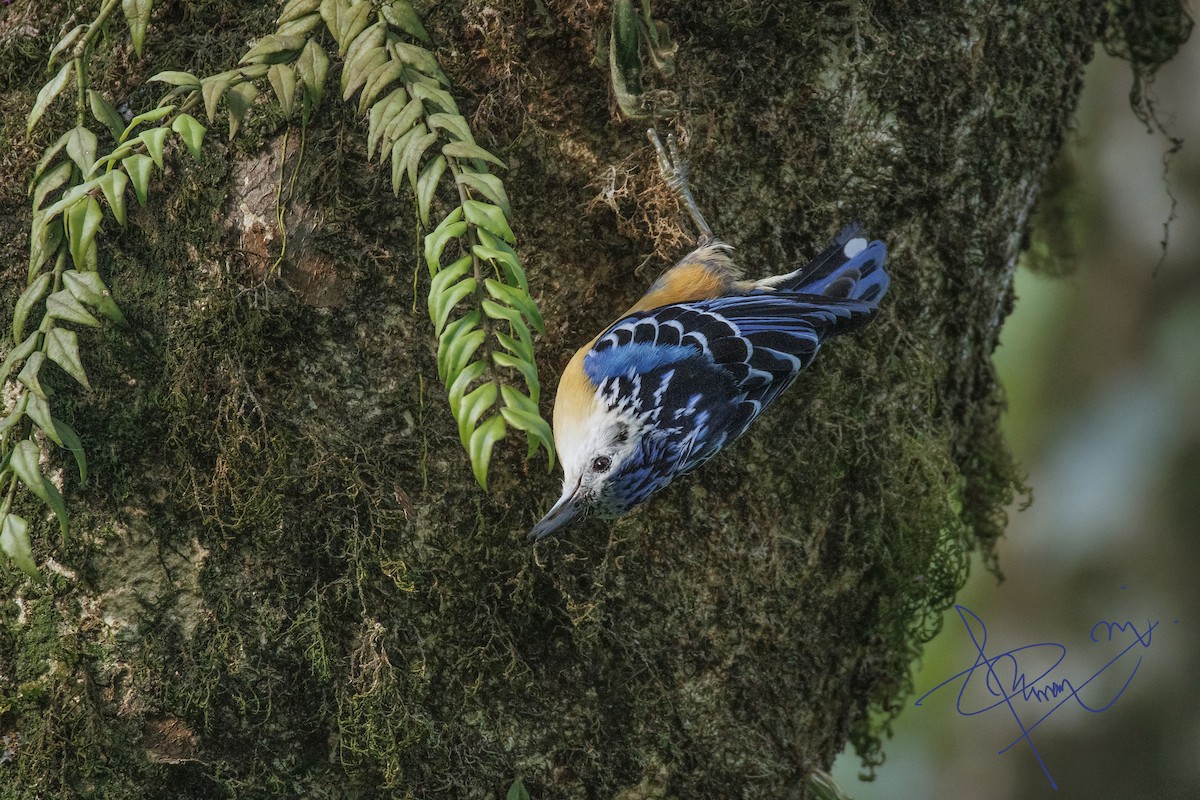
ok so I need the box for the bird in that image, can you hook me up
[529,130,890,540]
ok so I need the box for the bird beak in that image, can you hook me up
[529,488,583,541]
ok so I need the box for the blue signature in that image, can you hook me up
[914,604,1158,789]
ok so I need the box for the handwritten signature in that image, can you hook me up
[915,604,1158,789]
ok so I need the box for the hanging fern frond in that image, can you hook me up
[4,0,552,574]
[335,5,555,488]
[180,0,556,488]
[5,0,213,576]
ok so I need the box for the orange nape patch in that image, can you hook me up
[553,346,601,444]
[626,262,728,313]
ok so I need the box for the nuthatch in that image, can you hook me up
[530,130,889,539]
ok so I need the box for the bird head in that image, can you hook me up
[528,396,646,539]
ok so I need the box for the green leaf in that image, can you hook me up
[30,130,72,186]
[318,0,343,42]
[441,141,506,170]
[122,154,154,206]
[38,178,95,223]
[9,440,69,537]
[140,127,169,169]
[63,270,126,325]
[0,396,28,436]
[389,125,421,195]
[447,359,488,412]
[268,64,297,120]
[409,81,458,114]
[402,128,439,194]
[484,278,544,334]
[423,212,467,272]
[296,39,331,124]
[429,253,473,311]
[467,414,506,489]
[390,42,449,86]
[342,46,387,102]
[0,334,41,388]
[380,97,424,162]
[457,382,498,447]
[97,170,129,226]
[48,25,86,70]
[610,0,648,119]
[455,376,495,434]
[171,114,206,160]
[88,90,126,141]
[473,231,527,289]
[277,12,323,37]
[9,441,45,491]
[493,329,533,364]
[148,70,200,87]
[87,142,137,175]
[430,275,476,336]
[122,0,153,58]
[492,349,541,403]
[367,87,407,159]
[279,0,321,24]
[499,383,540,416]
[13,273,52,343]
[26,393,62,446]
[53,418,88,483]
[65,196,103,272]
[65,126,99,174]
[18,352,50,399]
[342,14,385,70]
[240,33,306,65]
[27,214,64,277]
[226,82,258,139]
[499,390,554,465]
[46,328,90,390]
[201,76,231,123]
[463,200,515,244]
[28,62,73,137]
[481,299,533,352]
[1,514,40,578]
[425,113,473,145]
[415,154,446,227]
[381,1,430,42]
[119,104,175,142]
[335,1,374,57]
[359,59,405,114]
[45,289,101,327]
[32,157,72,213]
[437,319,484,383]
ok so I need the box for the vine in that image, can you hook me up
[3,0,552,575]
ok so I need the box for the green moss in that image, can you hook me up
[5,0,1180,796]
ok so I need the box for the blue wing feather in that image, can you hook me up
[581,227,891,512]
[777,223,889,302]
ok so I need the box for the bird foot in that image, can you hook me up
[647,128,715,247]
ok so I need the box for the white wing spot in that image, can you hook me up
[844,237,868,258]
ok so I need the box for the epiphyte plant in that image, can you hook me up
[3,0,552,576]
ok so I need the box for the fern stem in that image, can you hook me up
[0,474,16,519]
[445,156,503,400]
[74,0,124,127]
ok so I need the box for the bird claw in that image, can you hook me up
[647,128,715,246]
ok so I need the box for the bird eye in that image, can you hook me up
[591,455,612,473]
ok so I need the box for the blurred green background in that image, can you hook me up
[831,33,1200,800]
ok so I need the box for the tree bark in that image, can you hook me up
[0,0,1174,797]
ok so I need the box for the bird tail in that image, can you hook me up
[771,223,890,305]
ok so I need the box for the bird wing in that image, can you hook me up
[584,291,880,477]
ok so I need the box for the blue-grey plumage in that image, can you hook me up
[530,132,890,540]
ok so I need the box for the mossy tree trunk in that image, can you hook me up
[0,0,1176,797]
